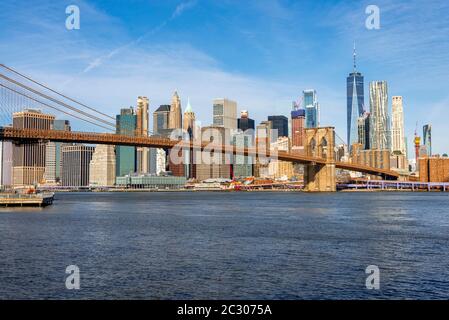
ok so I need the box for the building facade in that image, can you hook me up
[89,145,116,186]
[169,91,182,130]
[369,81,391,151]
[0,140,13,187]
[12,109,55,186]
[423,124,432,156]
[357,111,371,150]
[237,110,255,132]
[268,115,288,139]
[347,46,364,148]
[116,107,137,177]
[213,98,237,129]
[291,104,306,148]
[61,145,94,187]
[392,96,406,155]
[303,89,319,128]
[136,96,149,173]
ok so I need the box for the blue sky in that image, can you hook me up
[1,0,448,155]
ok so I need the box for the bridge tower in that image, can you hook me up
[304,127,336,192]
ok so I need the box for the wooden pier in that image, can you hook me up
[0,193,54,207]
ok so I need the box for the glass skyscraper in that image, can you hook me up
[423,124,432,156]
[116,107,137,176]
[268,115,288,138]
[303,89,319,128]
[346,46,364,149]
[369,81,390,151]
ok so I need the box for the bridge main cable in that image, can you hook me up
[0,63,115,121]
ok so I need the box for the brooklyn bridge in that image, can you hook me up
[0,64,399,192]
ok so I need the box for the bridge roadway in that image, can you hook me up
[0,127,399,179]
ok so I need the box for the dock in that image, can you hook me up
[0,193,55,207]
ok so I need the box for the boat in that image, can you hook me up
[0,188,55,207]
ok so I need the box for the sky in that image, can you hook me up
[0,0,448,156]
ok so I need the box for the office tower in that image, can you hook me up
[232,131,254,178]
[183,99,196,179]
[369,81,390,151]
[0,140,13,187]
[255,121,272,177]
[291,102,306,149]
[268,115,288,139]
[44,119,71,183]
[153,105,171,135]
[136,96,149,173]
[269,136,293,179]
[303,90,319,128]
[195,126,231,181]
[237,110,255,132]
[347,45,365,148]
[61,145,94,187]
[12,109,55,186]
[392,96,406,155]
[169,91,182,129]
[357,112,371,150]
[89,145,116,186]
[116,107,137,177]
[423,124,432,156]
[213,98,237,129]
[183,98,196,138]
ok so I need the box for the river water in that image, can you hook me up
[1,191,449,299]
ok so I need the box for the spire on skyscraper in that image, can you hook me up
[353,41,357,72]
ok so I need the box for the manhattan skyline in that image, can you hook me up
[0,0,448,155]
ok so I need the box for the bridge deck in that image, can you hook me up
[0,127,399,179]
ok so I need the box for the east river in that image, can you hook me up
[1,191,449,299]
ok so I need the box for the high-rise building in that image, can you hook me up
[195,126,232,181]
[116,107,137,177]
[392,96,406,155]
[136,96,149,173]
[357,112,371,150]
[423,124,432,156]
[269,136,293,179]
[0,139,13,187]
[183,99,196,179]
[232,131,254,178]
[169,91,182,129]
[237,110,255,132]
[369,81,390,151]
[213,98,237,129]
[291,102,306,148]
[255,121,272,177]
[268,115,288,139]
[151,104,171,176]
[303,90,319,128]
[61,144,94,187]
[347,45,364,148]
[153,105,171,135]
[44,119,71,183]
[183,98,196,138]
[89,145,116,186]
[12,109,55,186]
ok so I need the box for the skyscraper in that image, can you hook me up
[303,90,319,128]
[44,119,71,183]
[183,98,196,138]
[268,115,288,138]
[169,91,182,129]
[116,107,137,177]
[237,110,255,132]
[291,102,306,148]
[61,144,94,187]
[12,109,55,186]
[89,145,116,186]
[392,96,406,155]
[0,139,12,187]
[369,81,390,151]
[423,124,432,156]
[357,112,371,150]
[136,96,149,173]
[213,98,237,129]
[347,45,364,148]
